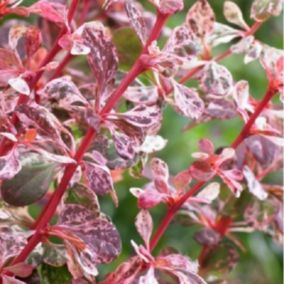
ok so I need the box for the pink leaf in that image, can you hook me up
[4,262,34,278]
[125,1,149,44]
[186,0,215,38]
[0,149,21,180]
[138,267,158,284]
[117,104,162,130]
[30,0,68,27]
[172,82,204,119]
[201,62,233,97]
[150,158,170,194]
[250,0,283,21]
[124,85,159,105]
[82,22,118,92]
[135,210,153,248]
[84,162,115,196]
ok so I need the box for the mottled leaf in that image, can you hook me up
[186,0,215,38]
[0,149,21,180]
[150,158,170,194]
[123,85,159,105]
[125,1,149,44]
[84,162,115,196]
[138,135,167,154]
[172,82,204,119]
[201,62,234,97]
[82,22,118,92]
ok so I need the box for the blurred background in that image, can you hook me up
[16,0,284,283]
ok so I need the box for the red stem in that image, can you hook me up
[9,11,169,268]
[149,83,277,252]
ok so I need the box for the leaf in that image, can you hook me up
[150,158,170,194]
[224,1,249,30]
[112,130,139,160]
[84,162,115,196]
[0,226,31,267]
[0,149,21,180]
[139,267,159,284]
[38,263,72,284]
[4,262,34,278]
[30,0,68,26]
[194,228,221,246]
[130,187,165,209]
[250,0,283,21]
[243,166,268,200]
[123,85,159,105]
[190,160,215,181]
[207,23,240,47]
[82,21,118,92]
[164,25,201,57]
[2,276,26,284]
[58,205,121,267]
[201,62,234,97]
[8,76,30,95]
[172,82,204,119]
[196,182,220,202]
[113,27,142,71]
[117,105,162,130]
[186,0,215,38]
[125,1,149,44]
[1,154,56,206]
[135,210,153,248]
[148,0,184,15]
[0,48,23,87]
[39,76,87,110]
[138,135,167,154]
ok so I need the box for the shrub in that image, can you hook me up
[0,0,283,283]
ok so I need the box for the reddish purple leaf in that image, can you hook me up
[125,1,149,44]
[84,162,114,196]
[82,22,118,92]
[186,0,215,38]
[150,158,170,194]
[124,85,159,105]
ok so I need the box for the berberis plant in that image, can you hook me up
[0,0,283,283]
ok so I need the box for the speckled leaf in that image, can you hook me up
[84,162,114,196]
[139,135,167,154]
[135,210,153,248]
[201,62,233,97]
[112,130,139,160]
[0,226,31,267]
[125,1,149,44]
[124,85,159,105]
[139,267,158,284]
[82,22,118,92]
[118,105,162,130]
[186,0,215,38]
[173,82,204,119]
[39,76,87,109]
[0,149,21,180]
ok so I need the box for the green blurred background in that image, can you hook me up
[17,0,283,283]
[99,1,283,283]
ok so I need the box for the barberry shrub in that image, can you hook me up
[0,0,283,283]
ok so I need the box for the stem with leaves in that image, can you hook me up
[149,83,277,252]
[10,10,170,267]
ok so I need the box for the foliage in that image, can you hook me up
[0,0,283,283]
